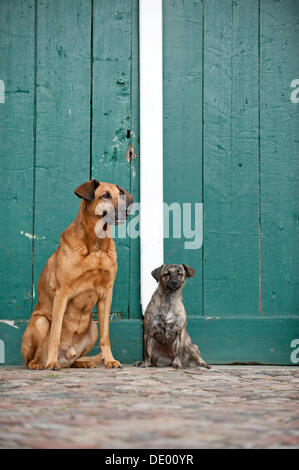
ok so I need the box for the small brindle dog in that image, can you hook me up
[136,264,210,369]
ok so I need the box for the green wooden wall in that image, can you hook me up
[1,0,298,366]
[163,0,299,364]
[0,0,142,365]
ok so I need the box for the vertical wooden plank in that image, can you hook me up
[0,0,35,319]
[33,0,91,294]
[92,0,132,317]
[163,0,203,315]
[129,0,141,318]
[260,0,299,315]
[204,0,260,316]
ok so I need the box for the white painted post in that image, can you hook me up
[139,0,164,314]
[0,80,5,104]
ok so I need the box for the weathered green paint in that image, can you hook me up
[0,0,140,366]
[203,0,260,316]
[1,316,298,366]
[260,0,299,315]
[128,0,141,319]
[1,0,298,366]
[92,0,140,318]
[0,319,143,365]
[163,0,203,315]
[163,0,299,362]
[188,316,299,365]
[33,0,91,309]
[0,0,35,319]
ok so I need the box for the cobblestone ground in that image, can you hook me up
[0,365,298,449]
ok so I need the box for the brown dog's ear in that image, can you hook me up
[183,264,195,278]
[74,179,100,201]
[116,185,134,205]
[151,265,164,283]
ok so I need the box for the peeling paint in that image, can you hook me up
[56,46,67,58]
[20,231,45,240]
[205,316,220,321]
[126,143,137,163]
[0,320,19,329]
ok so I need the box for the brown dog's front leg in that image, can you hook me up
[97,287,121,369]
[46,290,70,370]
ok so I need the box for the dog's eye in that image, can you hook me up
[99,192,111,199]
[178,272,183,277]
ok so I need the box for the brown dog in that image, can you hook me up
[21,179,133,370]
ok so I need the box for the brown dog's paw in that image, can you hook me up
[46,361,61,371]
[28,362,45,370]
[71,360,97,368]
[104,359,122,369]
[65,347,77,360]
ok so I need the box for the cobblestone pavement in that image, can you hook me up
[0,365,298,449]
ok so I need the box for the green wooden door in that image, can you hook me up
[0,0,142,365]
[1,0,298,366]
[163,0,299,364]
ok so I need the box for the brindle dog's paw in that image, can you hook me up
[139,361,151,368]
[46,361,61,371]
[199,362,211,370]
[134,360,150,367]
[172,359,182,369]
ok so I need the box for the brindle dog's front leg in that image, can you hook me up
[97,287,121,369]
[46,289,70,370]
[185,339,211,369]
[172,329,186,369]
[140,330,154,367]
[134,328,152,367]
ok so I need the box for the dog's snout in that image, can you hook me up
[169,279,180,289]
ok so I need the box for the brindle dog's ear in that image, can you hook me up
[74,179,100,201]
[183,264,196,278]
[151,265,164,283]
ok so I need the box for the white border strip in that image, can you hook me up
[139,0,164,314]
